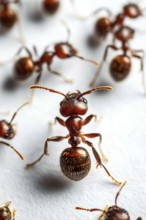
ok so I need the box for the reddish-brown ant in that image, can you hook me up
[42,0,60,15]
[72,2,146,47]
[90,25,146,94]
[5,22,99,88]
[26,85,122,185]
[0,0,24,42]
[0,201,16,220]
[0,100,30,160]
[76,181,142,220]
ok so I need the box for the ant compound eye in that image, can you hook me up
[60,101,64,106]
[83,98,87,104]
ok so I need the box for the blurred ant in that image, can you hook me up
[76,181,142,220]
[42,0,60,15]
[0,0,24,42]
[0,100,30,160]
[26,85,122,185]
[0,201,16,220]
[4,21,99,90]
[90,25,146,95]
[72,2,146,47]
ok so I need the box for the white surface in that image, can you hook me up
[0,0,146,219]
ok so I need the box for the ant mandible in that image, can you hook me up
[0,201,16,220]
[76,181,142,220]
[6,21,99,88]
[90,25,146,95]
[0,100,30,160]
[0,0,24,42]
[26,85,122,185]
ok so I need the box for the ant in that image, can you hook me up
[72,2,146,47]
[0,100,30,160]
[42,0,60,15]
[26,85,122,185]
[0,201,16,220]
[5,21,99,88]
[90,25,146,95]
[76,181,142,220]
[0,0,24,42]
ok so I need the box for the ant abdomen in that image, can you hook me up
[110,55,131,81]
[13,57,35,80]
[0,9,17,32]
[60,147,91,181]
[43,0,60,15]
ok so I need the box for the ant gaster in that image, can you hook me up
[0,100,30,160]
[90,25,146,95]
[0,201,16,220]
[7,21,99,88]
[76,181,142,220]
[26,85,122,185]
[42,0,60,15]
[0,0,23,42]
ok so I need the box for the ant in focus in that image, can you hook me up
[0,201,16,220]
[4,21,99,90]
[26,85,122,185]
[72,2,146,47]
[90,25,146,95]
[0,100,30,160]
[76,181,142,220]
[0,0,24,42]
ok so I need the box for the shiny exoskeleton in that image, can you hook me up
[0,202,15,220]
[0,101,30,160]
[79,3,145,47]
[0,0,19,32]
[8,22,98,87]
[42,0,60,15]
[90,25,146,95]
[76,181,142,220]
[26,85,122,185]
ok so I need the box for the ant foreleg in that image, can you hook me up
[26,134,70,168]
[30,69,43,102]
[90,45,119,87]
[49,117,66,128]
[80,136,122,185]
[48,66,73,83]
[83,114,102,126]
[83,133,108,163]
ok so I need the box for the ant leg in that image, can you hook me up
[83,133,108,163]
[61,19,71,43]
[74,54,99,67]
[49,116,66,128]
[83,114,102,126]
[26,134,70,168]
[132,50,146,95]
[80,136,122,185]
[30,69,42,102]
[98,206,108,220]
[48,66,73,83]
[0,141,23,160]
[115,181,127,206]
[76,207,105,213]
[90,45,119,87]
[9,101,31,125]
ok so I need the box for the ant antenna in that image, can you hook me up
[76,207,107,214]
[30,85,67,98]
[115,181,127,206]
[78,86,112,98]
[74,55,99,67]
[8,100,30,125]
[61,19,71,43]
[0,141,24,160]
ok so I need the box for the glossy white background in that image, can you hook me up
[0,0,146,219]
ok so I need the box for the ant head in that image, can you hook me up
[105,206,130,220]
[60,91,88,117]
[43,0,60,15]
[0,120,16,139]
[95,17,112,36]
[115,26,135,42]
[55,43,77,59]
[0,202,13,220]
[123,3,142,19]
